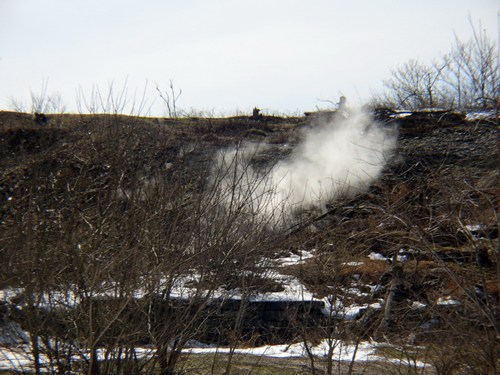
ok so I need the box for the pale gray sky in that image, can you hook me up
[0,0,498,115]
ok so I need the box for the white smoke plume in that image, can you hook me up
[213,108,397,224]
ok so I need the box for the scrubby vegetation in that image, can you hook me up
[376,18,498,110]
[0,105,498,374]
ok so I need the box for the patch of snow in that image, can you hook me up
[0,288,24,304]
[0,344,156,373]
[0,268,318,311]
[419,108,448,112]
[410,301,427,310]
[343,261,364,266]
[0,346,50,372]
[248,273,317,302]
[368,252,386,261]
[465,110,497,121]
[436,296,460,306]
[273,249,315,267]
[322,300,382,320]
[465,224,483,232]
[184,339,429,367]
[368,252,408,262]
[389,111,413,119]
[0,340,429,372]
[340,305,368,320]
[464,224,490,240]
[341,287,369,297]
[367,284,383,294]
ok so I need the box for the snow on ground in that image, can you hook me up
[368,249,408,262]
[343,261,364,266]
[249,271,317,302]
[0,245,439,372]
[368,252,387,261]
[186,340,369,359]
[0,345,155,373]
[465,224,483,232]
[185,339,429,368]
[436,296,460,306]
[0,288,24,304]
[0,346,43,372]
[389,111,413,119]
[0,267,317,308]
[0,339,430,372]
[270,249,315,267]
[386,108,500,123]
[341,286,369,297]
[389,109,499,122]
[465,110,498,121]
[464,223,492,240]
[321,298,382,321]
[411,301,427,310]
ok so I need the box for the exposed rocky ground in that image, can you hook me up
[0,109,498,374]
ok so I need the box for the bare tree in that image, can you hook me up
[382,59,448,110]
[29,79,66,114]
[157,79,183,118]
[380,17,499,111]
[444,18,499,109]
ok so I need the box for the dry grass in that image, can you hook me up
[0,110,498,374]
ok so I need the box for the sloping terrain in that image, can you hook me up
[0,110,498,374]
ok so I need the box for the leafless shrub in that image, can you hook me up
[0,77,498,374]
[8,79,66,115]
[382,59,449,110]
[157,79,183,118]
[445,17,500,109]
[0,109,296,374]
[379,17,499,110]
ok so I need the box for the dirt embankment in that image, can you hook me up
[0,110,498,373]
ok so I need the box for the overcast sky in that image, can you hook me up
[0,0,498,115]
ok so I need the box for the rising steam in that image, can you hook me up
[213,108,397,224]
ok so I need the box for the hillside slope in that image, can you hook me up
[0,110,498,373]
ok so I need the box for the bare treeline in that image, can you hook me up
[379,18,499,110]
